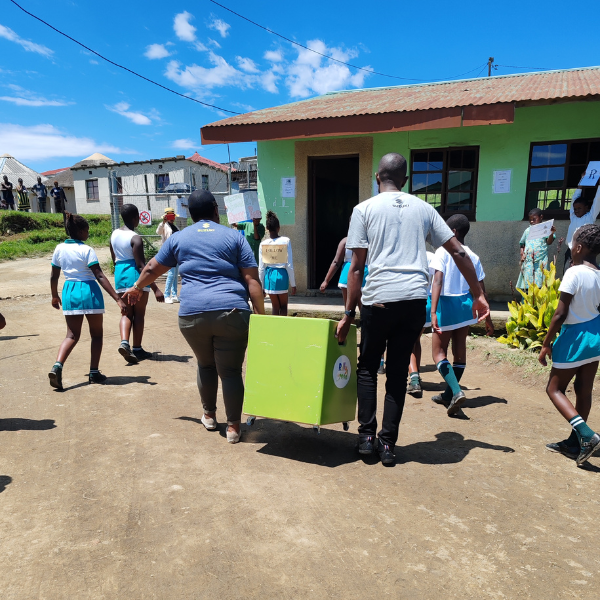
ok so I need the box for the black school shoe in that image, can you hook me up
[89,371,108,384]
[132,348,153,361]
[447,391,466,416]
[407,378,423,398]
[357,436,376,455]
[118,342,139,364]
[377,439,396,466]
[576,433,600,467]
[48,365,63,390]
[546,440,579,460]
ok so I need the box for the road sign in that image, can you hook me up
[139,210,152,225]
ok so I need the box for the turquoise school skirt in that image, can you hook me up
[62,280,105,315]
[338,263,369,289]
[435,293,477,332]
[424,296,432,328]
[114,259,150,293]
[264,267,289,295]
[552,314,600,369]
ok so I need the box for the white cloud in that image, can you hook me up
[144,43,172,60]
[236,57,258,74]
[232,102,256,112]
[207,38,221,49]
[286,39,368,98]
[208,18,230,38]
[0,85,71,107]
[0,25,53,58]
[264,50,283,63]
[165,54,247,91]
[174,11,196,42]
[194,41,208,52]
[106,102,153,125]
[261,70,279,94]
[0,96,69,107]
[0,123,128,161]
[89,59,99,65]
[171,139,198,150]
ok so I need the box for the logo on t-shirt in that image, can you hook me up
[197,222,215,232]
[332,355,351,388]
[393,197,409,209]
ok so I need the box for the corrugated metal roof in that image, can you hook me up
[205,67,600,128]
[187,152,229,172]
[0,155,42,188]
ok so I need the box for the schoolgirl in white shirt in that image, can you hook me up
[110,204,164,364]
[540,224,600,466]
[49,213,126,390]
[430,214,494,416]
[258,211,296,316]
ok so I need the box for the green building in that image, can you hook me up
[202,67,600,299]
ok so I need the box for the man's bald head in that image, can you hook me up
[377,153,408,190]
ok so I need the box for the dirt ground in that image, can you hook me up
[1,255,599,599]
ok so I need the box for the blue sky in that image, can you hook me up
[1,0,598,173]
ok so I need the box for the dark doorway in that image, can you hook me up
[309,155,360,289]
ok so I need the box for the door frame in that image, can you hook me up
[308,154,360,289]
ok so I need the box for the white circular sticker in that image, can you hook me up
[333,355,352,389]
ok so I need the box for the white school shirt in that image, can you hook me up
[51,240,99,282]
[426,251,435,295]
[558,264,600,325]
[343,246,353,263]
[430,245,485,296]
[110,228,137,262]
[258,236,296,288]
[567,187,600,249]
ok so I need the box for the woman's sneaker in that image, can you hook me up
[546,440,579,460]
[48,365,63,390]
[576,433,600,466]
[165,296,173,304]
[89,371,107,384]
[377,439,396,465]
[118,342,139,364]
[357,436,375,455]
[447,391,466,416]
[172,296,180,303]
[407,377,423,398]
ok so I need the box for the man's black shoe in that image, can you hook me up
[576,433,600,466]
[357,436,375,455]
[377,439,395,466]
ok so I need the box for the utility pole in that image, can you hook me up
[487,57,495,77]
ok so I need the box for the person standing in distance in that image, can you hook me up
[31,176,48,213]
[51,180,67,217]
[336,153,490,466]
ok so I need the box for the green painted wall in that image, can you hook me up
[257,101,600,223]
[257,138,296,224]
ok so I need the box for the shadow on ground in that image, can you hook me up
[396,431,514,465]
[0,334,40,341]
[0,476,12,493]
[154,354,193,363]
[0,418,56,431]
[60,375,157,391]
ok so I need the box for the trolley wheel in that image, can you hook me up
[246,416,256,426]
[342,422,349,431]
[313,425,321,434]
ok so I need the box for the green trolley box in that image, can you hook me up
[243,315,357,431]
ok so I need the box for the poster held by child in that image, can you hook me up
[49,213,127,390]
[517,208,556,291]
[539,224,600,466]
[258,211,296,316]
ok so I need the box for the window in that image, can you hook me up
[526,138,600,218]
[202,174,209,190]
[192,173,196,188]
[410,147,479,219]
[155,173,170,193]
[116,177,123,194]
[86,179,99,201]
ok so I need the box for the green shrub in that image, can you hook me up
[498,262,560,350]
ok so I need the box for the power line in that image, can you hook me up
[205,0,489,83]
[496,64,551,71]
[8,0,241,115]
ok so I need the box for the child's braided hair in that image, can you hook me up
[575,224,600,254]
[64,212,89,240]
[266,210,280,233]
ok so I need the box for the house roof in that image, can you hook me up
[71,153,116,169]
[186,152,229,172]
[43,168,74,188]
[201,66,600,144]
[0,154,42,188]
[41,167,69,177]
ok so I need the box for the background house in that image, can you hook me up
[0,154,43,211]
[71,153,228,217]
[201,66,600,299]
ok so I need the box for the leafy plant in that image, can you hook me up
[498,261,561,350]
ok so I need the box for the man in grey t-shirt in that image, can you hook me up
[336,153,489,465]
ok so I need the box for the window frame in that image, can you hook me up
[155,173,170,193]
[525,137,600,220]
[85,178,99,201]
[409,146,480,221]
[201,174,209,190]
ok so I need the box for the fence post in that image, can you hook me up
[109,170,119,230]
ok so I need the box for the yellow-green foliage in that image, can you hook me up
[498,262,561,350]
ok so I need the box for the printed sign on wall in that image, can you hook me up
[281,177,296,198]
[139,210,152,225]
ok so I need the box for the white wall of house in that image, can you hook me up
[72,158,228,217]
